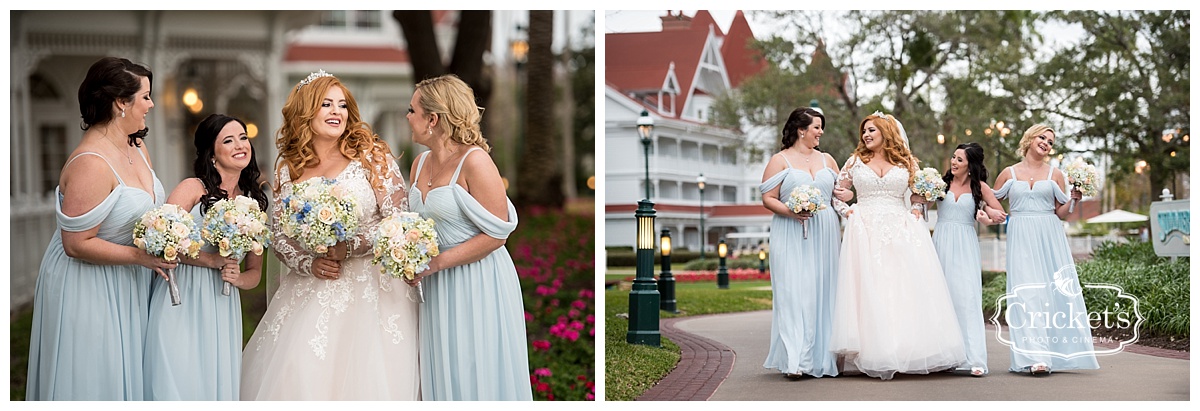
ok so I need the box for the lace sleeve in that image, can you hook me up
[345,149,410,258]
[832,156,856,218]
[270,166,315,277]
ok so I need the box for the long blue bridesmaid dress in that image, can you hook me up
[26,151,164,400]
[994,167,1099,372]
[143,203,243,400]
[932,190,988,373]
[410,147,533,400]
[758,154,840,378]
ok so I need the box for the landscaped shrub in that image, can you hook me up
[511,208,596,400]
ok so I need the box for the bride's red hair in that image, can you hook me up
[852,113,919,188]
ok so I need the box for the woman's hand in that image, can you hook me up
[219,261,242,286]
[985,207,1007,224]
[975,209,992,225]
[403,258,440,287]
[833,186,853,202]
[911,208,924,220]
[1070,187,1083,202]
[138,253,178,281]
[909,193,929,205]
[312,257,341,280]
[796,210,813,222]
[327,241,348,261]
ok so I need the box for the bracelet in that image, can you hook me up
[911,203,924,210]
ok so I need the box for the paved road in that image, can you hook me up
[664,310,1189,401]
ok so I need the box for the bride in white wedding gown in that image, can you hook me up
[240,72,419,400]
[829,112,966,380]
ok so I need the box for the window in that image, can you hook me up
[39,125,68,196]
[319,10,382,31]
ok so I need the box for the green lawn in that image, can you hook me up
[604,275,772,400]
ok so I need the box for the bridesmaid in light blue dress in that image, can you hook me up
[26,57,173,400]
[144,114,265,400]
[406,75,532,400]
[993,124,1099,375]
[931,143,1007,377]
[758,107,841,379]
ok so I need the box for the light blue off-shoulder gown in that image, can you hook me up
[144,203,243,400]
[758,153,840,378]
[410,147,532,400]
[994,167,1099,372]
[26,151,165,400]
[932,190,988,373]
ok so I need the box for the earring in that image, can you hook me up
[212,158,216,166]
[120,109,126,118]
[428,128,433,135]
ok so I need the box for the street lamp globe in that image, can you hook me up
[638,110,654,200]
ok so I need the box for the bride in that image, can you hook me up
[829,112,966,380]
[240,71,419,399]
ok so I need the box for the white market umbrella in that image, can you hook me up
[1085,209,1149,224]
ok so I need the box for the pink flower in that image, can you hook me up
[569,320,585,330]
[536,382,550,392]
[532,340,551,351]
[524,311,534,322]
[569,309,580,318]
[571,300,587,310]
[535,368,552,377]
[586,314,595,324]
[579,288,594,299]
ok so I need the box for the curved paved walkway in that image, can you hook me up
[636,316,736,401]
[657,310,1189,401]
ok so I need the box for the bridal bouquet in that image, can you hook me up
[134,203,203,306]
[1062,158,1099,212]
[912,167,948,220]
[201,195,272,295]
[279,177,359,255]
[785,185,828,239]
[912,167,948,202]
[371,212,440,303]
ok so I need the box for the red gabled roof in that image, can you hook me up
[608,10,765,120]
[606,28,708,118]
[605,28,707,93]
[722,10,766,88]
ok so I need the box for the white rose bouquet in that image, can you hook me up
[785,185,828,239]
[201,195,272,295]
[279,177,359,256]
[372,212,440,303]
[133,203,203,306]
[1062,157,1099,213]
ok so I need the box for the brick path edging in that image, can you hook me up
[636,316,736,401]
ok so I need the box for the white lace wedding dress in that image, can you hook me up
[829,156,966,380]
[240,153,420,400]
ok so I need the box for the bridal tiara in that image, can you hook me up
[297,69,335,89]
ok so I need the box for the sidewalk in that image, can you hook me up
[641,310,1189,401]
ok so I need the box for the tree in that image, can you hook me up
[393,10,494,137]
[514,11,564,209]
[714,11,1041,169]
[1023,10,1189,200]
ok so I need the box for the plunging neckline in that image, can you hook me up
[863,164,897,179]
